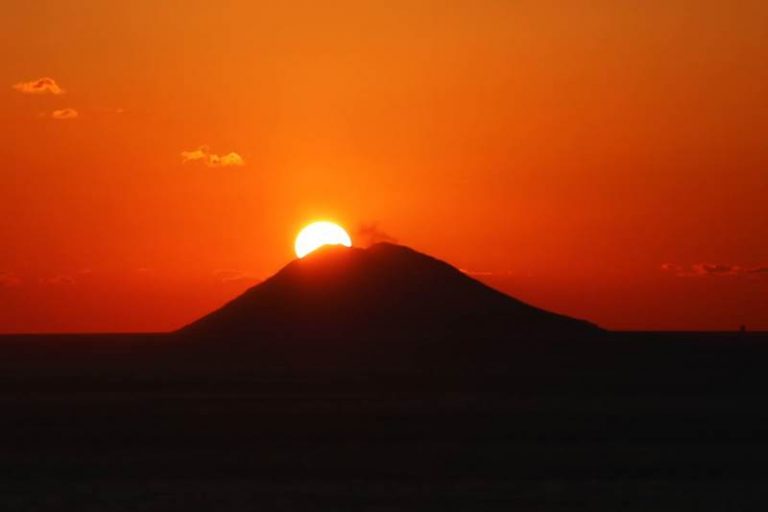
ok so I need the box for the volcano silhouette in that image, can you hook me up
[182,243,599,350]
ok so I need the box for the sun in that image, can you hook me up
[294,221,352,258]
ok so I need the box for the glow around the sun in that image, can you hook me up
[294,221,352,258]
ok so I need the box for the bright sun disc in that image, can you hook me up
[294,221,352,258]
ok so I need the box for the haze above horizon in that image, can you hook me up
[1,1,766,332]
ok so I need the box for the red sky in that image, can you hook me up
[1,1,766,332]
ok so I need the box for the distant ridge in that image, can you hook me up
[181,243,599,344]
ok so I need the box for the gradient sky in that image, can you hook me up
[1,0,766,332]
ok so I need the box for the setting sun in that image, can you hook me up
[294,221,352,258]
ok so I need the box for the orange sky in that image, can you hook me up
[1,1,766,332]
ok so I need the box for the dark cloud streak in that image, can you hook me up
[661,262,767,278]
[356,222,397,247]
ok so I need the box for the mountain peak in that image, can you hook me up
[181,244,599,342]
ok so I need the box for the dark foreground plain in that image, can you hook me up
[1,331,768,511]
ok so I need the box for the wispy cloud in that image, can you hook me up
[459,269,515,277]
[460,269,495,276]
[0,272,22,288]
[356,222,397,247]
[44,274,76,286]
[213,269,259,284]
[13,77,64,95]
[181,146,245,167]
[51,108,79,120]
[691,263,742,276]
[661,262,767,278]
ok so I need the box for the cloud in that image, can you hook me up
[356,222,397,247]
[213,269,259,284]
[660,263,683,273]
[691,263,742,276]
[0,272,22,288]
[45,275,76,286]
[661,262,767,278]
[13,77,64,95]
[459,269,495,276]
[181,146,245,167]
[459,268,515,277]
[51,108,79,120]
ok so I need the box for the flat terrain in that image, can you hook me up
[1,332,767,511]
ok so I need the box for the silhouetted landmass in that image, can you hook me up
[178,243,600,375]
[183,243,598,339]
[0,245,767,510]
